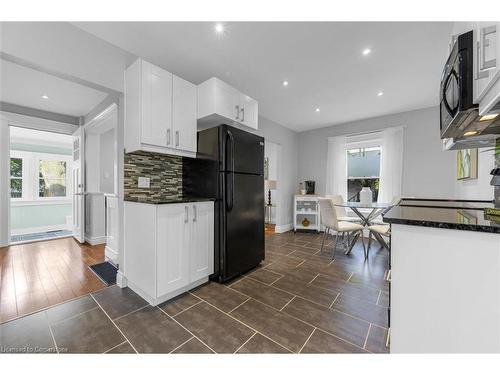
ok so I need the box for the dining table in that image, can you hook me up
[332,201,393,254]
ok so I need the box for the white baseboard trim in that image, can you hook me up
[116,271,127,288]
[105,245,118,265]
[85,235,106,245]
[11,224,71,236]
[275,223,293,233]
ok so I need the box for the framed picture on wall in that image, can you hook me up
[457,148,478,180]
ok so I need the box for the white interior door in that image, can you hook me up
[72,127,85,243]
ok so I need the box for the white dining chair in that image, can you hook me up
[325,194,361,223]
[318,198,366,259]
[365,199,399,259]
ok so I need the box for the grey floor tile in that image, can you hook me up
[175,301,254,353]
[300,329,367,353]
[158,293,201,316]
[333,294,389,327]
[91,285,148,320]
[282,296,369,348]
[272,275,338,307]
[105,341,136,353]
[45,295,98,324]
[172,337,214,354]
[0,311,56,353]
[365,325,389,353]
[191,282,248,313]
[115,306,191,353]
[230,278,293,310]
[230,298,314,353]
[311,274,381,304]
[51,307,124,353]
[237,333,290,353]
[246,268,283,285]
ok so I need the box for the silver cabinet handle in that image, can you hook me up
[240,107,245,122]
[175,130,179,147]
[235,105,240,120]
[193,205,197,222]
[184,206,189,223]
[167,129,171,145]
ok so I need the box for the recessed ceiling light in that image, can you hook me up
[42,95,49,100]
[315,108,320,112]
[362,48,371,56]
[377,91,384,97]
[282,80,289,87]
[214,23,225,34]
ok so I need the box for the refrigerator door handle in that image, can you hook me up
[226,130,235,212]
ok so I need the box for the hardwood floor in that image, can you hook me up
[0,237,106,323]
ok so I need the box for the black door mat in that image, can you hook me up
[89,261,118,286]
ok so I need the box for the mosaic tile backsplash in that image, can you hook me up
[124,151,183,202]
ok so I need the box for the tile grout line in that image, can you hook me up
[192,296,293,353]
[363,323,372,350]
[168,336,195,354]
[308,273,320,285]
[279,295,296,311]
[103,340,127,354]
[156,305,217,353]
[294,260,306,269]
[228,297,251,314]
[113,303,149,321]
[233,332,257,354]
[89,294,139,354]
[298,328,316,354]
[346,272,354,282]
[329,292,340,308]
[45,311,59,354]
[375,290,382,306]
[170,300,203,318]
[268,274,284,286]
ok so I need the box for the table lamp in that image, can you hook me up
[265,180,277,206]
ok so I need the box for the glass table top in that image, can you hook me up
[332,201,391,209]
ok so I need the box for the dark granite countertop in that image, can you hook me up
[383,204,500,234]
[124,197,216,205]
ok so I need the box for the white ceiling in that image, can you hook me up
[10,125,73,148]
[0,59,108,117]
[73,21,453,132]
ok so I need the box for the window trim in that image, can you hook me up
[9,150,72,203]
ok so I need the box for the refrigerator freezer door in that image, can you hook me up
[220,125,264,175]
[221,171,265,281]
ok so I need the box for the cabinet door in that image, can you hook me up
[239,94,258,130]
[190,203,214,282]
[474,22,498,102]
[215,79,240,122]
[157,204,190,297]
[172,75,197,153]
[141,60,173,147]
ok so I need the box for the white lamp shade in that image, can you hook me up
[265,180,277,190]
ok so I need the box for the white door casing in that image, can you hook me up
[72,126,85,243]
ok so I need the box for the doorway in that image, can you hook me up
[9,126,74,243]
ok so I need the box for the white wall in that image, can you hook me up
[265,141,280,224]
[297,106,494,201]
[99,128,115,194]
[254,116,299,230]
[454,149,495,200]
[85,133,100,192]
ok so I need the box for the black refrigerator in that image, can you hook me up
[185,124,265,282]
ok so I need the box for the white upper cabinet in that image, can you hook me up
[473,22,499,104]
[197,77,259,130]
[172,75,197,153]
[125,58,197,157]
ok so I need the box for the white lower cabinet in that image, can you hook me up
[124,201,214,305]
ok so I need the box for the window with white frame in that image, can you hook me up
[10,157,24,198]
[346,144,381,202]
[10,151,71,202]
